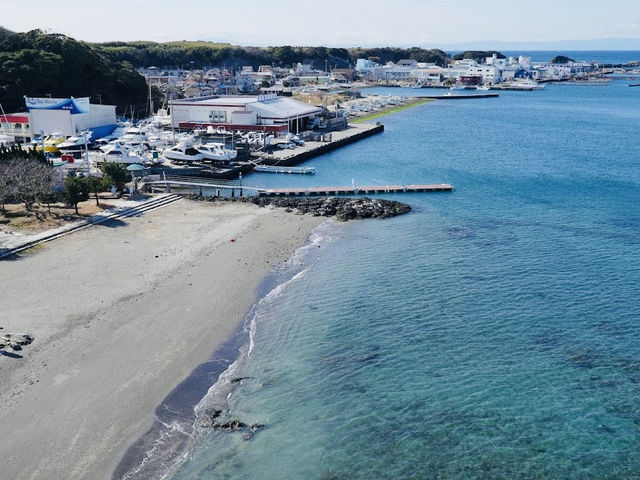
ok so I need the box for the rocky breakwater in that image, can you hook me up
[189,195,412,221]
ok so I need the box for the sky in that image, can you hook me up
[2,0,640,49]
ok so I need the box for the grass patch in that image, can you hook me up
[351,98,433,124]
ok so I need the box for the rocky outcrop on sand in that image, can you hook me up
[188,195,412,221]
[0,332,33,351]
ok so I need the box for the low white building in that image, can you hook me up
[25,97,117,139]
[170,94,323,133]
[0,112,31,143]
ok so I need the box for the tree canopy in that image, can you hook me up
[93,41,449,69]
[0,28,147,115]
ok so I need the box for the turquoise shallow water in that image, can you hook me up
[169,78,640,479]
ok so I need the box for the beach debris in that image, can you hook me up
[1,333,34,352]
[230,238,236,242]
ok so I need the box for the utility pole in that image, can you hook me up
[84,131,91,178]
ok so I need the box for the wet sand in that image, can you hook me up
[0,199,323,479]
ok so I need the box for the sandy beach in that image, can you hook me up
[0,199,323,479]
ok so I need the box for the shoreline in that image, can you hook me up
[112,223,330,479]
[0,200,324,479]
[350,98,434,124]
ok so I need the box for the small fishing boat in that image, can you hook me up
[254,165,315,174]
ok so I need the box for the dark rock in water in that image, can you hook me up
[214,419,247,432]
[230,377,250,384]
[199,408,223,427]
[249,423,264,431]
[187,195,411,221]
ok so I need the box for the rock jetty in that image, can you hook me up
[188,195,411,221]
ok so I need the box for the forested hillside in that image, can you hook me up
[94,41,449,69]
[0,28,147,114]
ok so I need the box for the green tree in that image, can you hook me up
[87,176,108,206]
[101,162,131,194]
[62,176,90,214]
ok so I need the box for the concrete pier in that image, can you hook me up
[257,123,384,167]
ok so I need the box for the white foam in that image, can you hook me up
[194,220,341,416]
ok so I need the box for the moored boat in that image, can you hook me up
[195,143,238,163]
[162,140,203,163]
[57,130,93,153]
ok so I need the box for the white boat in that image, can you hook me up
[145,131,175,149]
[196,143,238,162]
[96,142,148,164]
[57,130,93,153]
[0,133,14,146]
[118,127,148,148]
[496,80,545,91]
[476,85,491,91]
[162,140,203,163]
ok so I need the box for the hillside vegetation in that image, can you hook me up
[0,28,147,115]
[94,41,449,69]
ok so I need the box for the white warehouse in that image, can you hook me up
[170,94,323,133]
[26,96,117,139]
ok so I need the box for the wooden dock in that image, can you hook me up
[259,183,454,197]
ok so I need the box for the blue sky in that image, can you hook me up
[2,0,640,48]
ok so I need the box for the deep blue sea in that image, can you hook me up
[161,66,640,479]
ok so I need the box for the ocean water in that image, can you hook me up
[161,76,640,479]
[486,50,640,64]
